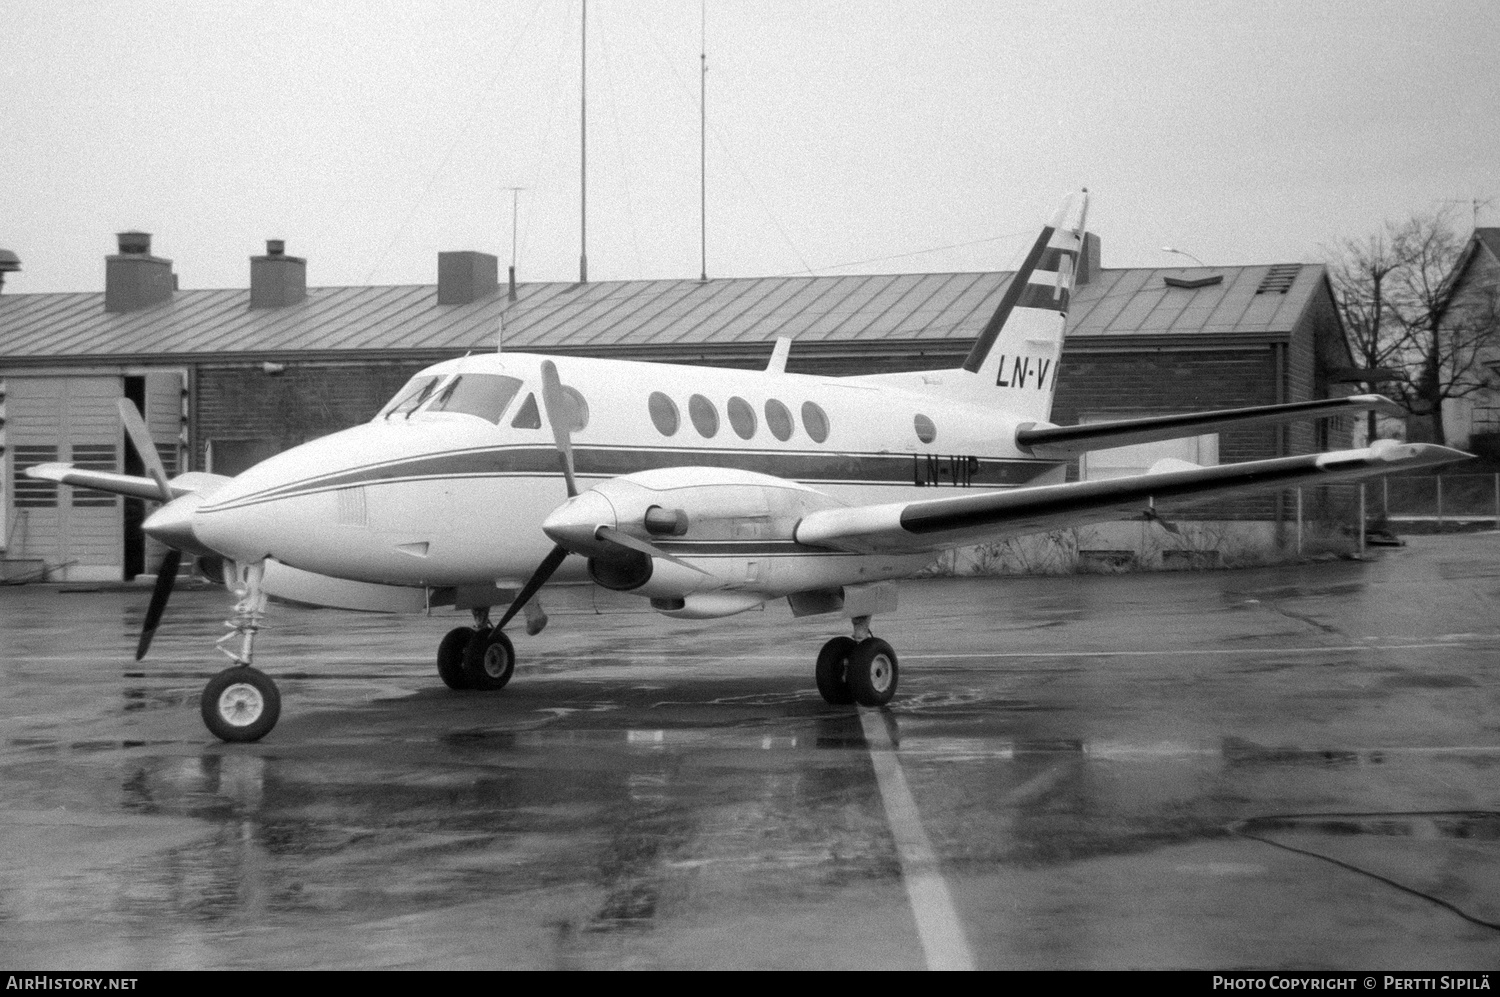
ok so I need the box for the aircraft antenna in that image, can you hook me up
[579,0,589,284]
[699,0,708,282]
[504,186,525,301]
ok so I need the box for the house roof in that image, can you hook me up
[0,263,1333,364]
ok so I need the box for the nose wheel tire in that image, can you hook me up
[463,628,515,691]
[201,666,281,742]
[437,626,474,690]
[815,636,857,705]
[845,638,898,707]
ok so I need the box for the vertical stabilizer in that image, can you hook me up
[954,190,1088,421]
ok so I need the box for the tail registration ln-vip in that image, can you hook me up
[30,191,1469,741]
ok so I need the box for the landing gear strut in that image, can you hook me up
[815,615,898,707]
[201,560,283,742]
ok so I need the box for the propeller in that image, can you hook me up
[118,399,182,660]
[491,361,707,632]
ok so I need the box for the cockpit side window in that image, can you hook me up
[511,393,542,429]
[428,373,525,424]
[379,375,443,419]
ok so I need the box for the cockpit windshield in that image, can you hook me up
[427,374,525,424]
[378,375,443,419]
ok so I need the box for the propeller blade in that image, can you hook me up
[135,548,182,661]
[493,544,571,632]
[539,359,578,498]
[117,398,173,502]
[596,525,712,575]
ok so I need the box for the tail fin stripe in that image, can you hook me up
[960,225,1055,374]
[1017,284,1070,311]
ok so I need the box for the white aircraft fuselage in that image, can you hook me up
[191,350,1065,611]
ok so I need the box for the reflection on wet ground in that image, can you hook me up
[2,535,1499,968]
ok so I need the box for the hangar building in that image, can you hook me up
[0,233,1355,581]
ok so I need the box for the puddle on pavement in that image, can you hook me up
[1238,812,1500,841]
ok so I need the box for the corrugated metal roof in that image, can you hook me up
[0,264,1330,362]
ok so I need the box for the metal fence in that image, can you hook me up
[1376,472,1500,526]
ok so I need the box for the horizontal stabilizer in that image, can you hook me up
[1016,395,1405,458]
[795,440,1471,555]
[26,463,232,501]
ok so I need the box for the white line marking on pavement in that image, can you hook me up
[859,707,975,971]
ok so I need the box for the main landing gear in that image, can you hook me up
[436,607,517,692]
[815,614,898,708]
[201,560,283,743]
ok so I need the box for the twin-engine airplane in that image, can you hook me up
[31,191,1469,742]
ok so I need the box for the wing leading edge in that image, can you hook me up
[1015,395,1406,458]
[25,463,231,501]
[795,440,1470,554]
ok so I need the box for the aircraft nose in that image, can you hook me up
[542,490,617,554]
[142,493,218,558]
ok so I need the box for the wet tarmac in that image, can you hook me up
[2,534,1499,970]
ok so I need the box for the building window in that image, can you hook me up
[69,444,118,507]
[765,399,794,442]
[11,445,58,508]
[801,401,829,443]
[914,414,936,444]
[689,394,719,438]
[649,392,680,436]
[727,396,757,440]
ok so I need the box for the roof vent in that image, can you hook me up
[0,249,19,292]
[1163,273,1224,290]
[106,232,175,312]
[250,239,306,308]
[1256,264,1300,295]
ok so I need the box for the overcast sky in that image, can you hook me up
[4,0,1498,295]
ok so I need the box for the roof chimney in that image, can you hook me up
[437,251,499,305]
[105,232,175,312]
[250,239,307,308]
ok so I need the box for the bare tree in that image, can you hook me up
[1327,231,1406,444]
[1328,209,1500,446]
[1386,211,1498,446]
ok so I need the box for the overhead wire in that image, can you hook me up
[360,0,550,285]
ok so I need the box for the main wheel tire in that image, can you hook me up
[464,628,515,691]
[815,636,857,705]
[437,626,474,690]
[846,638,898,707]
[201,666,282,742]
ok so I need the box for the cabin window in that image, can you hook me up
[727,397,756,440]
[428,374,524,424]
[801,401,830,443]
[510,393,542,429]
[914,414,936,444]
[379,375,443,419]
[765,399,794,441]
[689,394,720,438]
[648,391,680,436]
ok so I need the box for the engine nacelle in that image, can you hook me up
[559,467,846,601]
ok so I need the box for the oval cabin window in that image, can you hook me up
[727,397,757,440]
[765,399,794,442]
[801,401,830,443]
[648,392,680,436]
[689,394,720,438]
[914,413,936,444]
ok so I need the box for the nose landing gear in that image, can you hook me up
[201,560,284,743]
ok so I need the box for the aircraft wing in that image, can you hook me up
[25,463,231,501]
[795,440,1468,554]
[1016,395,1405,458]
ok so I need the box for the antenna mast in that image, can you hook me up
[699,0,707,282]
[579,0,588,284]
